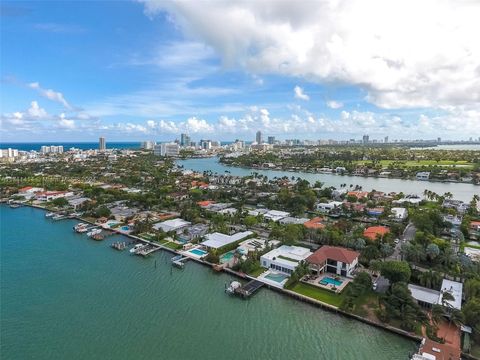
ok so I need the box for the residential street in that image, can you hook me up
[390,222,416,260]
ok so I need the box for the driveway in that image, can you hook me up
[390,222,416,260]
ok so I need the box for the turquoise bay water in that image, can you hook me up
[177,157,478,202]
[1,205,416,359]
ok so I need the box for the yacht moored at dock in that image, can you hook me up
[129,243,146,254]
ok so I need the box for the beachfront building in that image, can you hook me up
[260,245,312,275]
[17,186,44,199]
[306,246,360,278]
[67,197,91,210]
[201,231,253,250]
[153,218,191,234]
[35,191,74,202]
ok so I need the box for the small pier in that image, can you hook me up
[234,280,264,298]
[135,244,162,257]
[171,255,189,268]
[111,241,127,250]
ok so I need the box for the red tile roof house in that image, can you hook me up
[363,226,390,241]
[306,246,360,278]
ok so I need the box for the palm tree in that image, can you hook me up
[448,309,464,331]
[441,291,455,308]
[431,304,446,326]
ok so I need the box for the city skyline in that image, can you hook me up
[1,1,479,142]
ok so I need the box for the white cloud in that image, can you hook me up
[294,86,309,101]
[142,0,480,110]
[58,114,75,129]
[29,82,72,109]
[26,101,48,118]
[326,100,343,109]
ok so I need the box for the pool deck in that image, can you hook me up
[257,270,289,288]
[301,274,351,293]
[180,246,208,260]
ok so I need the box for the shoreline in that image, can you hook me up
[16,203,423,346]
[218,160,479,186]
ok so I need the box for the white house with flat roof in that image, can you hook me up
[440,279,463,310]
[408,279,463,311]
[153,218,191,233]
[264,210,290,222]
[316,201,343,213]
[260,245,312,275]
[391,207,408,220]
[201,231,253,250]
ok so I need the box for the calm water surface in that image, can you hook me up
[0,205,416,359]
[178,157,478,202]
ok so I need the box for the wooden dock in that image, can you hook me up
[171,255,189,268]
[135,244,162,257]
[234,280,264,298]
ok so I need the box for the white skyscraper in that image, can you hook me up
[154,143,179,157]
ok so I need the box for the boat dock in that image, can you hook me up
[171,255,189,268]
[234,280,264,298]
[135,244,162,257]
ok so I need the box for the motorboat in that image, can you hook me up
[129,243,146,254]
[225,281,242,294]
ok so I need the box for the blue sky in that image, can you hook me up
[1,0,479,142]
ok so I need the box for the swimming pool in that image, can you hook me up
[320,277,343,287]
[189,248,208,256]
[121,226,130,231]
[264,273,289,283]
[220,251,235,264]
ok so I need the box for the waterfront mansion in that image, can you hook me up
[306,246,360,278]
[260,245,312,274]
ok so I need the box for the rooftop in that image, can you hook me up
[307,245,359,265]
[201,231,253,249]
[363,226,390,240]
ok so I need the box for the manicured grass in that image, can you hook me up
[138,233,155,241]
[288,282,346,307]
[163,241,182,250]
[249,267,266,277]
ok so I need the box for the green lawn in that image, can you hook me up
[162,241,182,250]
[248,267,266,277]
[288,282,346,307]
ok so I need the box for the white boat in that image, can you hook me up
[225,281,242,294]
[129,243,146,254]
[87,228,102,237]
[45,212,55,217]
[74,223,90,233]
[52,214,65,221]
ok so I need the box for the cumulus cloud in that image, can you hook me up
[294,86,309,101]
[29,82,72,109]
[326,100,343,109]
[141,0,480,110]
